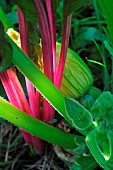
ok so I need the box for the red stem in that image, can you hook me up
[34,0,55,121]
[46,0,56,83]
[33,0,53,81]
[55,15,72,89]
[0,69,32,143]
[17,7,44,154]
[0,72,20,108]
[17,8,29,55]
[17,7,40,119]
[6,69,32,115]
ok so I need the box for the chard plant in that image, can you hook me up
[0,0,92,154]
[0,0,113,169]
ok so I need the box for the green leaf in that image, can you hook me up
[107,131,113,161]
[63,0,88,16]
[90,91,113,124]
[64,97,93,130]
[0,39,13,72]
[0,21,13,72]
[7,11,18,25]
[70,162,82,170]
[74,135,85,146]
[98,0,113,45]
[73,142,87,157]
[106,131,113,167]
[78,27,109,42]
[0,8,14,31]
[70,155,98,170]
[96,131,110,159]
[104,40,113,57]
[76,26,109,49]
[0,97,76,149]
[86,130,113,169]
[79,86,101,110]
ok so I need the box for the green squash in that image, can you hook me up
[56,42,93,98]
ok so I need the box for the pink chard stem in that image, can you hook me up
[17,7,40,119]
[46,0,56,83]
[33,1,53,81]
[33,0,55,121]
[6,69,32,115]
[55,15,72,89]
[17,7,44,154]
[0,69,32,143]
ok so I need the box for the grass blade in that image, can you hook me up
[98,0,113,45]
[0,97,76,149]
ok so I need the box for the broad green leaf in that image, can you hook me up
[63,0,88,16]
[95,129,113,169]
[86,130,113,169]
[98,0,113,45]
[73,141,87,157]
[77,27,109,44]
[96,131,110,160]
[12,0,37,23]
[74,135,85,146]
[7,11,18,25]
[0,97,76,149]
[107,131,113,165]
[79,86,101,110]
[70,162,82,170]
[64,97,93,130]
[76,156,98,170]
[70,155,98,170]
[90,92,113,124]
[79,94,96,110]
